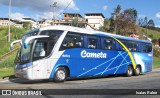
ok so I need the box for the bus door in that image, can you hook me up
[32,38,55,79]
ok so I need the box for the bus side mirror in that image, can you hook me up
[10,40,22,50]
[24,35,49,48]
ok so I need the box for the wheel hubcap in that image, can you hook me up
[128,68,133,75]
[136,67,140,74]
[57,70,65,80]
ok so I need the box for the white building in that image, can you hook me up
[0,18,23,28]
[38,19,52,27]
[21,18,38,29]
[85,13,105,30]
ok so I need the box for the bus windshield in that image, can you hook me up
[15,29,39,64]
[15,30,64,64]
[21,39,33,63]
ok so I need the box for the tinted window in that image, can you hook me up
[126,41,138,52]
[101,37,116,50]
[87,36,99,49]
[40,30,63,39]
[145,43,152,52]
[117,39,127,51]
[33,39,55,61]
[60,32,83,50]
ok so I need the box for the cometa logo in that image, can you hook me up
[81,50,107,58]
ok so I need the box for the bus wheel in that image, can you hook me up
[126,66,133,77]
[54,67,67,82]
[134,66,141,76]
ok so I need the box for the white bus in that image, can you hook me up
[11,26,153,82]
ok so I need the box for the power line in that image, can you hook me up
[56,0,73,18]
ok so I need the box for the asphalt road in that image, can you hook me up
[0,68,160,98]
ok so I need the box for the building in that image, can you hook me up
[21,18,38,28]
[38,19,53,27]
[0,18,23,28]
[55,13,86,27]
[129,33,139,39]
[85,13,105,30]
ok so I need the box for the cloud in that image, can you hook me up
[36,12,53,20]
[10,12,28,21]
[54,0,79,11]
[0,0,79,13]
[155,25,160,28]
[103,5,108,11]
[156,12,160,19]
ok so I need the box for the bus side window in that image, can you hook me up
[87,36,98,49]
[145,43,152,53]
[138,42,146,52]
[60,32,83,51]
[33,41,47,58]
[101,38,115,50]
[117,39,126,51]
[126,41,138,52]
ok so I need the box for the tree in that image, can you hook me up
[99,19,110,32]
[23,22,32,29]
[143,17,148,27]
[71,18,85,28]
[116,8,137,35]
[111,5,121,34]
[148,19,155,27]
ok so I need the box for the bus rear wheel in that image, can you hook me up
[54,67,68,82]
[126,66,133,77]
[134,66,141,76]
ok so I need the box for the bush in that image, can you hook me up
[153,47,160,57]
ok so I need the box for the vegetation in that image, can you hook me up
[0,67,14,78]
[0,26,28,57]
[99,5,138,35]
[0,51,17,78]
[153,57,160,68]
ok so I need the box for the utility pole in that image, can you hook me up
[50,2,57,21]
[8,0,11,42]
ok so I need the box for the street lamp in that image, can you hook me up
[8,0,11,42]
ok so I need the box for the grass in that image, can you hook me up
[0,67,14,78]
[0,52,16,78]
[137,27,160,40]
[0,26,28,57]
[153,57,160,68]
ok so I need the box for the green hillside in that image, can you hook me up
[137,26,160,40]
[0,26,28,56]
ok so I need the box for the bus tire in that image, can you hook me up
[54,67,68,82]
[134,66,141,76]
[126,66,133,77]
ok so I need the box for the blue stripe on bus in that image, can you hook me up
[16,62,32,69]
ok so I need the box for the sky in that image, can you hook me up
[0,0,160,27]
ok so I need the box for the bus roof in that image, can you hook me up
[39,25,152,44]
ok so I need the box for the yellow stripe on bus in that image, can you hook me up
[110,36,136,69]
